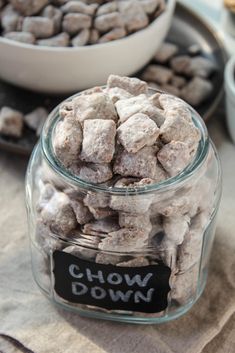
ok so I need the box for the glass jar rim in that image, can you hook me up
[41,87,209,195]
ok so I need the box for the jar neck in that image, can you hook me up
[41,90,210,196]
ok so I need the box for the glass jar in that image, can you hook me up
[25,89,222,324]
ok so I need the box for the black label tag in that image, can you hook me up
[53,251,171,313]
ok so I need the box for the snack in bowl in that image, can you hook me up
[26,75,222,323]
[0,0,166,46]
[0,0,175,92]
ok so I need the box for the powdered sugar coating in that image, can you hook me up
[53,116,82,167]
[107,75,148,96]
[73,92,117,125]
[117,113,159,153]
[157,141,193,177]
[113,146,158,179]
[80,119,116,164]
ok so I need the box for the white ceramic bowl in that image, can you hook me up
[225,55,235,144]
[0,0,175,94]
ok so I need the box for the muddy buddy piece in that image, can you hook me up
[59,100,73,118]
[115,94,149,123]
[96,1,117,16]
[170,55,191,74]
[107,75,148,96]
[117,113,159,153]
[38,32,69,47]
[35,219,62,255]
[89,28,99,44]
[37,182,55,213]
[70,199,92,225]
[155,162,168,181]
[10,0,48,16]
[62,13,92,35]
[71,29,90,46]
[118,0,149,32]
[87,206,115,220]
[113,146,158,179]
[177,211,209,272]
[119,212,152,232]
[115,94,164,125]
[94,12,124,32]
[0,106,23,137]
[42,5,62,34]
[73,91,117,124]
[157,141,193,177]
[110,178,154,214]
[40,190,77,235]
[153,190,193,218]
[24,107,48,136]
[106,87,132,104]
[98,228,149,252]
[99,27,126,43]
[1,4,22,32]
[154,42,179,63]
[160,109,200,146]
[80,119,116,164]
[141,65,173,85]
[158,93,187,110]
[61,1,98,16]
[171,75,187,89]
[171,265,199,305]
[22,16,55,38]
[185,56,217,78]
[83,217,120,236]
[84,192,109,209]
[77,163,113,184]
[162,215,190,246]
[164,105,192,123]
[4,31,35,43]
[53,116,82,168]
[139,0,160,15]
[181,77,213,106]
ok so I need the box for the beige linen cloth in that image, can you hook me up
[0,113,235,353]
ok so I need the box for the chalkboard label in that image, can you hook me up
[53,251,171,313]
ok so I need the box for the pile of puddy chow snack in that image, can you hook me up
[53,74,201,183]
[36,75,214,309]
[0,0,165,46]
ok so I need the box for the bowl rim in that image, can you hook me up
[225,55,235,98]
[0,0,175,52]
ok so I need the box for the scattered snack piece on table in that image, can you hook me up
[140,41,216,106]
[0,106,48,139]
[24,107,48,136]
[0,106,23,137]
